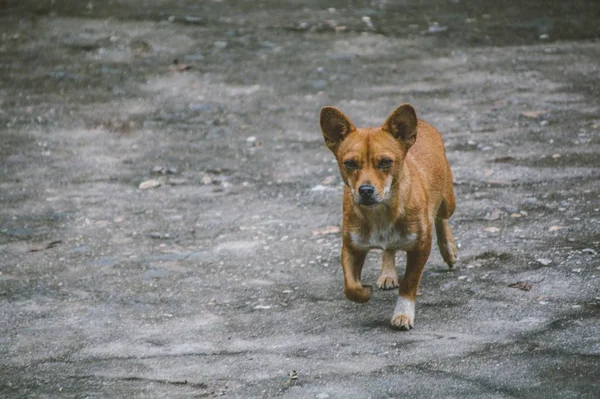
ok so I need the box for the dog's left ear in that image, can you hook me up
[383,104,418,148]
[320,106,356,153]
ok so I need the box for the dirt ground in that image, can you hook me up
[1,1,599,398]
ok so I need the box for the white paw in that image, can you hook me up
[390,296,415,331]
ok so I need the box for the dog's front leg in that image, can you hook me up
[341,244,372,303]
[391,244,431,330]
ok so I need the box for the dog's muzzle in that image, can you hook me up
[357,184,378,206]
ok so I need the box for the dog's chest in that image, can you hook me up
[351,225,417,250]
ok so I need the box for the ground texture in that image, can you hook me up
[1,1,599,398]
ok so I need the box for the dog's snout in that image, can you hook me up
[358,184,375,198]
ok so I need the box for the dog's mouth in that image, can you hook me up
[356,198,381,207]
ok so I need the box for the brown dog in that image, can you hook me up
[320,103,458,330]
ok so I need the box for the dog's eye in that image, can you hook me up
[378,158,393,169]
[343,160,359,170]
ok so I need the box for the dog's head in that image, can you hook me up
[320,104,418,207]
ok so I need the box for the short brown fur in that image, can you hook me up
[320,103,458,330]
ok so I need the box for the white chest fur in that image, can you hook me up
[350,226,417,251]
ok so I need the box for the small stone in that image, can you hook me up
[361,16,375,30]
[484,209,504,221]
[202,174,214,185]
[254,305,271,310]
[571,268,582,273]
[536,258,552,266]
[427,22,447,33]
[581,248,598,256]
[149,232,170,239]
[316,394,330,399]
[310,184,328,192]
[484,227,500,233]
[139,179,161,190]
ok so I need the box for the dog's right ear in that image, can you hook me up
[320,106,355,153]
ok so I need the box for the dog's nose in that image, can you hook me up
[358,184,375,198]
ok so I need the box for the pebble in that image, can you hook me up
[139,179,161,190]
[427,22,448,33]
[572,268,582,273]
[536,258,552,266]
[310,184,329,192]
[581,248,598,256]
[202,174,214,185]
[149,232,170,239]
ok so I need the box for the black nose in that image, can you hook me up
[358,184,375,198]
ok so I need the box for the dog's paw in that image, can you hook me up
[390,296,415,331]
[376,274,399,290]
[390,313,414,330]
[344,284,373,303]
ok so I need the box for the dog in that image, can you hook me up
[320,103,458,330]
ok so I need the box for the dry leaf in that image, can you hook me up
[311,225,340,236]
[549,225,567,232]
[484,179,511,185]
[521,110,547,119]
[169,59,192,72]
[321,175,337,185]
[509,281,532,291]
[28,240,61,252]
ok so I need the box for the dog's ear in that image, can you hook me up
[320,106,355,153]
[383,104,418,148]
